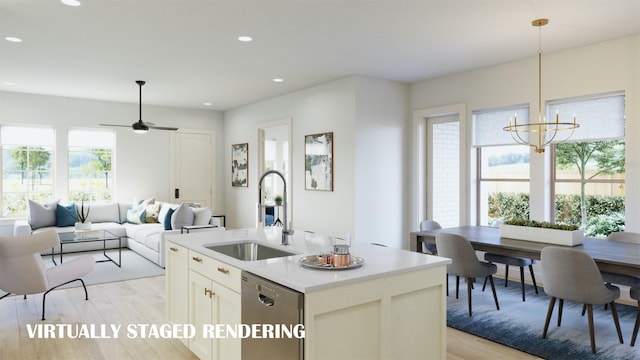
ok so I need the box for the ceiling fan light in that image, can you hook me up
[132,121,149,134]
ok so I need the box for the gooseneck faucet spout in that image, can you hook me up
[258,170,293,245]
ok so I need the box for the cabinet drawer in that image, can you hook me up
[167,242,188,260]
[189,250,241,293]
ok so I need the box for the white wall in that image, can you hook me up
[409,34,640,232]
[224,76,408,247]
[0,91,225,235]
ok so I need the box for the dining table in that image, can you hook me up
[410,225,640,277]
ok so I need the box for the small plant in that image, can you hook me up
[274,195,283,205]
[503,219,579,231]
[76,200,90,223]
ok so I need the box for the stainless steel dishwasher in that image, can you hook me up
[241,271,304,360]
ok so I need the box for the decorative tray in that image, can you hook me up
[299,255,364,270]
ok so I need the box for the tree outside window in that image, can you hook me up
[68,130,114,203]
[1,126,54,216]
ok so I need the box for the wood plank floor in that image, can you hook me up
[0,276,540,359]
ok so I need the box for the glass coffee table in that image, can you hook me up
[54,230,123,267]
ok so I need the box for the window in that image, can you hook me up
[68,129,115,203]
[1,126,55,216]
[551,92,625,237]
[474,105,530,226]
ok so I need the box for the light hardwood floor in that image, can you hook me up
[0,276,541,359]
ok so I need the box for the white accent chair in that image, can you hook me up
[0,230,95,320]
[541,246,623,354]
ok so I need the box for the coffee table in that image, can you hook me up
[54,230,123,267]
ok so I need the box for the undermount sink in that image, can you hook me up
[205,241,296,261]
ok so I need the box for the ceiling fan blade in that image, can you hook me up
[99,123,133,128]
[148,125,179,131]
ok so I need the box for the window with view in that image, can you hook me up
[68,129,115,203]
[474,105,531,226]
[550,92,625,238]
[1,126,55,216]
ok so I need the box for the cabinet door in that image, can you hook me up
[189,270,214,360]
[166,242,189,330]
[213,284,241,360]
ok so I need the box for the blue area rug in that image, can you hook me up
[446,277,640,359]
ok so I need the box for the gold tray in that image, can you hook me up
[299,255,364,270]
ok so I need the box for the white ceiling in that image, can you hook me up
[1,0,639,112]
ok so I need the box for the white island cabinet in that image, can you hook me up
[166,228,450,360]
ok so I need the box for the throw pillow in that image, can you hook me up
[157,202,178,228]
[192,207,213,226]
[144,203,161,223]
[164,208,175,230]
[28,199,59,230]
[132,196,155,211]
[126,208,147,224]
[56,203,77,227]
[171,203,195,230]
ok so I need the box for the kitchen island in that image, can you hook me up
[165,228,450,360]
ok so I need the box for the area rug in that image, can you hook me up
[44,249,165,287]
[446,277,640,360]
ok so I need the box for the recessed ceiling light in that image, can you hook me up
[61,0,81,6]
[273,78,284,83]
[203,102,212,106]
[5,37,23,43]
[3,82,16,86]
[238,36,253,42]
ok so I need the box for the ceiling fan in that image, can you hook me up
[100,80,178,133]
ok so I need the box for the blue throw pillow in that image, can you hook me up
[164,208,175,230]
[56,203,77,227]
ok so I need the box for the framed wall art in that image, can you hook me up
[305,132,333,191]
[231,143,248,187]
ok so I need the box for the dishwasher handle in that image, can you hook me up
[258,294,275,307]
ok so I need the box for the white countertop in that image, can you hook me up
[166,227,450,293]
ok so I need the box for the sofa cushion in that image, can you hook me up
[193,207,213,225]
[28,199,59,230]
[157,202,179,228]
[132,197,155,211]
[86,203,121,223]
[144,203,161,223]
[56,203,77,227]
[126,208,146,224]
[164,208,175,230]
[125,223,163,252]
[171,203,194,230]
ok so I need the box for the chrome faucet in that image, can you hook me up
[258,170,293,245]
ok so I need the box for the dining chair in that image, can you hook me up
[482,253,538,301]
[0,230,95,320]
[601,232,640,287]
[436,232,500,316]
[631,285,639,346]
[541,246,624,354]
[419,220,441,254]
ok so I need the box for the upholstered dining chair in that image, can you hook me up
[540,246,624,354]
[419,220,441,254]
[436,232,500,316]
[0,230,95,320]
[601,232,640,287]
[482,253,538,301]
[631,285,640,346]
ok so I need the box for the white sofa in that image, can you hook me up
[13,201,220,268]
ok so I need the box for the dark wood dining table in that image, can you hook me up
[410,226,640,276]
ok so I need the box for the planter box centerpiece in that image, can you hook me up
[499,220,584,246]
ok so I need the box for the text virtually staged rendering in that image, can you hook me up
[1,1,640,360]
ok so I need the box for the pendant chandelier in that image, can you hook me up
[503,18,579,153]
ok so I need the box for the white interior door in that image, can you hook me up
[170,130,214,206]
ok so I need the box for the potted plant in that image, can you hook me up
[75,199,91,231]
[500,219,584,246]
[274,195,283,206]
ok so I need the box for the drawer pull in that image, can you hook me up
[192,256,203,263]
[217,267,229,274]
[169,247,179,252]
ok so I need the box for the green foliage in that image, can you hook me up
[503,219,579,231]
[76,199,90,223]
[488,192,530,224]
[584,212,625,238]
